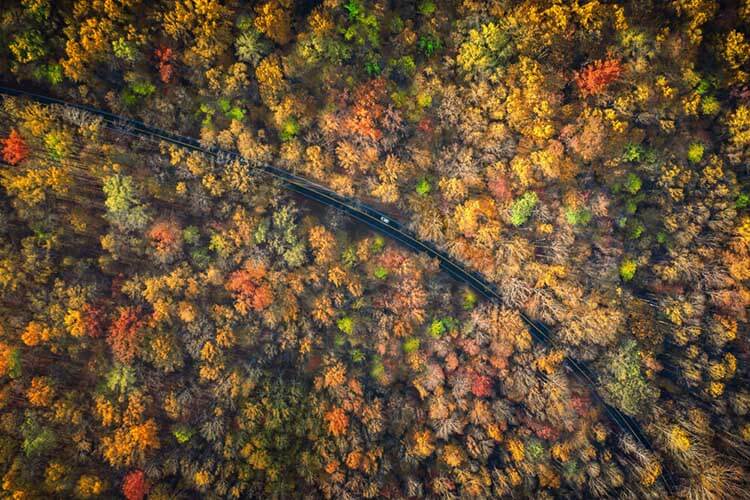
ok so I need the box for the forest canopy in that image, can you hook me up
[0,0,749,498]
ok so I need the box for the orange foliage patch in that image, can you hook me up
[154,47,173,84]
[147,220,182,258]
[83,302,106,338]
[2,129,29,165]
[344,79,387,141]
[470,373,493,398]
[574,59,622,96]
[107,307,143,363]
[225,260,273,314]
[122,470,149,500]
[324,407,349,437]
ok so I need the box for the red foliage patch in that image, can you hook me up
[107,307,143,363]
[417,117,433,134]
[487,173,512,202]
[2,129,29,166]
[344,78,387,141]
[122,470,149,500]
[155,47,174,84]
[83,302,106,338]
[570,393,592,416]
[147,220,182,258]
[574,59,622,96]
[226,261,273,314]
[470,373,493,398]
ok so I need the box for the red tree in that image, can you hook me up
[225,261,273,313]
[83,302,106,338]
[122,470,149,500]
[487,173,512,202]
[107,307,143,363]
[148,220,182,258]
[574,59,622,96]
[470,373,493,398]
[2,129,28,165]
[154,47,174,84]
[344,78,387,141]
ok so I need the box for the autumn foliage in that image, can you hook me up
[225,260,273,313]
[147,219,182,259]
[1,1,749,498]
[2,129,28,165]
[574,59,622,96]
[83,303,106,338]
[154,47,174,84]
[344,79,387,141]
[324,407,349,437]
[107,307,143,363]
[470,373,494,398]
[122,470,149,500]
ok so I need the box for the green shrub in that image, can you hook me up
[112,37,137,62]
[402,337,420,353]
[370,357,385,380]
[565,207,592,226]
[624,173,642,194]
[687,142,704,164]
[350,349,365,363]
[418,34,442,56]
[416,178,431,196]
[371,235,385,253]
[280,117,300,141]
[428,319,446,338]
[418,0,436,15]
[226,106,245,121]
[337,316,354,335]
[510,191,538,226]
[172,425,194,444]
[462,289,477,310]
[622,143,644,163]
[701,95,720,115]
[389,56,416,81]
[629,220,644,239]
[183,226,200,245]
[619,259,637,281]
[373,266,388,279]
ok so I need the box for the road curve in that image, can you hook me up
[0,85,675,494]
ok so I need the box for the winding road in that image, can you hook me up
[0,85,675,494]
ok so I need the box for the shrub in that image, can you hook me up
[462,289,477,310]
[565,207,592,226]
[172,426,194,444]
[418,1,436,15]
[687,142,704,163]
[624,173,642,194]
[373,266,388,279]
[623,143,644,162]
[510,191,538,226]
[418,34,442,57]
[416,178,431,196]
[280,117,300,141]
[619,259,637,281]
[428,319,446,338]
[402,337,420,353]
[337,316,354,335]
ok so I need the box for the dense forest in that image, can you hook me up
[0,0,749,498]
